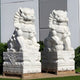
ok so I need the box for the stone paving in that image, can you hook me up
[0,73,80,80]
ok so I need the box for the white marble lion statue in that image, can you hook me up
[7,8,39,52]
[44,10,73,52]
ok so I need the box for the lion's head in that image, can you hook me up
[19,8,35,22]
[14,8,35,28]
[49,10,68,26]
[53,10,68,22]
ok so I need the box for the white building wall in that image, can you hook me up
[39,0,67,41]
[67,0,80,48]
[1,0,39,42]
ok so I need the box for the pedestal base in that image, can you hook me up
[42,69,75,75]
[42,50,75,74]
[57,70,75,75]
[3,52,41,75]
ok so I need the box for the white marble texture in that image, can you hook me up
[42,51,75,71]
[3,52,41,74]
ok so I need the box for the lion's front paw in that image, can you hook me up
[66,47,74,51]
[58,41,63,45]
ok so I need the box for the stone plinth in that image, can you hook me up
[3,52,41,76]
[42,50,75,74]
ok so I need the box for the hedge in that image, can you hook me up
[75,46,80,68]
[38,41,44,52]
[0,43,7,74]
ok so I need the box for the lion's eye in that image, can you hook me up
[24,13,26,15]
[57,15,59,17]
[20,9,22,13]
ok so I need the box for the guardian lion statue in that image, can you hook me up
[4,8,41,74]
[44,10,73,52]
[7,8,39,52]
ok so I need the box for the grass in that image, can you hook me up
[76,67,80,73]
[0,76,80,80]
[33,76,80,80]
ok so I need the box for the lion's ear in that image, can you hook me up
[52,10,55,16]
[65,11,67,15]
[52,10,56,14]
[18,7,23,13]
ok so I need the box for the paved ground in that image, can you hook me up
[0,73,80,80]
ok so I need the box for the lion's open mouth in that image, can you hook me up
[24,18,32,21]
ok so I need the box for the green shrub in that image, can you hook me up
[75,46,80,69]
[38,41,44,52]
[0,43,7,74]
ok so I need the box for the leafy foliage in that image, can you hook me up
[75,67,80,73]
[38,41,44,52]
[75,46,80,69]
[0,43,7,74]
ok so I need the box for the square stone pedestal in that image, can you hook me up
[42,50,75,74]
[3,52,41,78]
